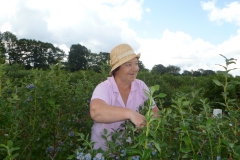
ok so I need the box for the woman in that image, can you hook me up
[90,43,159,150]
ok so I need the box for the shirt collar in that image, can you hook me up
[108,76,137,92]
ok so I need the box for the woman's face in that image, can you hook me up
[115,57,139,83]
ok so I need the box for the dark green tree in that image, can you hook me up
[0,31,18,64]
[138,60,149,72]
[165,65,181,75]
[68,44,90,72]
[151,64,166,74]
[182,70,192,76]
[0,31,65,69]
[87,52,110,73]
[17,39,65,69]
[193,70,201,77]
[202,70,216,76]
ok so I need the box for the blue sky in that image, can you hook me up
[137,0,238,44]
[0,0,240,76]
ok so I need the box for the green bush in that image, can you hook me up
[0,55,239,160]
[0,64,94,159]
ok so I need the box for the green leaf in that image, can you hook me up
[206,118,213,128]
[143,89,150,98]
[11,153,19,159]
[103,128,108,135]
[67,154,77,159]
[126,148,142,156]
[0,148,6,152]
[230,81,240,85]
[180,124,188,131]
[226,60,236,66]
[139,134,146,145]
[183,136,191,147]
[7,140,13,148]
[233,154,240,159]
[174,127,181,131]
[229,143,234,149]
[198,125,206,129]
[166,108,172,114]
[193,154,199,160]
[83,142,88,146]
[215,102,226,107]
[48,99,55,106]
[142,148,152,160]
[182,153,191,158]
[0,144,7,148]
[217,71,229,77]
[221,92,229,97]
[149,85,159,96]
[234,145,240,155]
[11,147,20,152]
[180,147,191,153]
[153,142,161,153]
[171,105,180,111]
[79,133,85,139]
[183,101,190,106]
[221,139,229,146]
[3,155,11,160]
[158,93,166,98]
[213,79,223,86]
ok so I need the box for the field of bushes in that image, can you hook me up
[0,56,240,160]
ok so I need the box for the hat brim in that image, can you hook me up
[110,53,141,75]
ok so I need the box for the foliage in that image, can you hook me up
[0,32,65,70]
[0,140,19,160]
[68,44,90,72]
[68,84,240,159]
[0,55,239,159]
[151,64,166,75]
[66,55,239,160]
[86,52,110,73]
[17,39,65,70]
[0,63,94,159]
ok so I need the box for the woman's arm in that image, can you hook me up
[90,99,146,127]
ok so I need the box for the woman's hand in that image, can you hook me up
[128,110,146,128]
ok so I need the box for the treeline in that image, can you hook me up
[1,31,217,76]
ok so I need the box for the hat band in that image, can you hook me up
[117,50,135,59]
[110,50,135,66]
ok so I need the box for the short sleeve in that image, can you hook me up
[91,82,111,105]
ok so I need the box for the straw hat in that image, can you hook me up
[110,44,141,75]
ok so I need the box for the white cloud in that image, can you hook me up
[0,22,12,32]
[0,0,19,19]
[201,1,240,25]
[0,0,239,76]
[145,7,151,12]
[0,0,144,53]
[137,29,240,75]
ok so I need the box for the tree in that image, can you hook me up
[182,70,192,76]
[202,70,216,76]
[138,60,149,72]
[165,65,181,75]
[193,70,201,77]
[68,44,90,72]
[0,40,4,64]
[86,52,110,73]
[0,31,18,65]
[151,64,166,74]
[0,31,65,69]
[17,39,65,69]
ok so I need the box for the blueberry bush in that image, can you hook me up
[0,63,94,159]
[0,54,239,160]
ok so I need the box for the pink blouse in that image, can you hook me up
[90,76,153,150]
